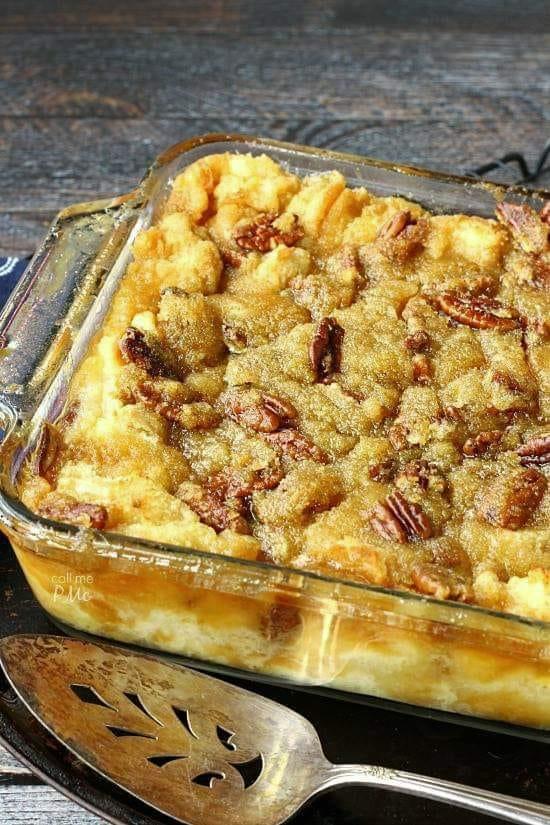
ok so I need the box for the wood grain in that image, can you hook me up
[0,785,101,823]
[0,745,32,774]
[0,2,549,822]
[1,31,548,120]
[1,1,549,256]
[1,116,549,255]
[1,0,549,33]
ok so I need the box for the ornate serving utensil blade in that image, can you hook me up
[0,635,548,825]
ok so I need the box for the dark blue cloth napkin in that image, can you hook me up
[0,256,31,307]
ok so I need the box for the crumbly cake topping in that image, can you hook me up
[21,153,550,620]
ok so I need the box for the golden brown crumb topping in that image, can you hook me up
[20,154,550,620]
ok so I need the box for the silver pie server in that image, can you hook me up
[0,635,547,825]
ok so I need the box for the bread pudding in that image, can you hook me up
[20,152,550,622]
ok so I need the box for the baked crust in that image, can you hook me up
[20,153,550,621]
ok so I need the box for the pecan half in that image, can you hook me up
[405,330,430,352]
[198,466,283,526]
[368,458,395,483]
[462,430,502,457]
[377,212,428,263]
[441,405,464,423]
[411,563,473,602]
[177,482,251,534]
[234,213,304,253]
[492,371,522,394]
[517,433,550,467]
[119,327,170,377]
[225,388,297,433]
[261,603,301,641]
[369,490,433,543]
[261,394,298,423]
[135,381,220,430]
[39,498,108,529]
[32,423,63,482]
[222,321,248,353]
[133,381,183,422]
[209,465,284,503]
[412,353,431,384]
[387,490,433,539]
[309,316,345,383]
[496,202,548,254]
[433,292,520,332]
[388,423,409,450]
[377,210,414,240]
[263,427,327,463]
[369,501,408,543]
[477,468,547,529]
[396,460,446,494]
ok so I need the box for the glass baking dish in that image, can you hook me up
[0,134,548,736]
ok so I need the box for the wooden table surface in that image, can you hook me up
[0,1,549,822]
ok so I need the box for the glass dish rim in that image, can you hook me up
[0,131,548,634]
[46,132,550,224]
[1,485,548,632]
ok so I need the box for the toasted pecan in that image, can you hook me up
[377,212,428,263]
[388,423,409,451]
[32,423,63,482]
[491,371,523,394]
[411,563,473,602]
[377,210,414,240]
[517,433,550,467]
[477,468,547,529]
[261,393,299,424]
[219,247,244,269]
[369,501,408,543]
[177,482,251,534]
[222,320,248,353]
[462,430,502,457]
[225,388,297,433]
[119,327,170,377]
[309,316,345,383]
[209,465,284,503]
[496,202,548,254]
[396,460,446,494]
[441,405,464,423]
[387,490,433,539]
[404,330,430,352]
[531,256,550,290]
[368,458,396,483]
[134,380,220,430]
[260,603,301,641]
[531,316,549,337]
[369,490,433,543]
[412,353,432,384]
[263,427,327,463]
[39,498,108,530]
[433,292,520,332]
[234,212,304,253]
[203,465,283,525]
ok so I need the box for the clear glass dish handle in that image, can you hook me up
[0,195,140,431]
